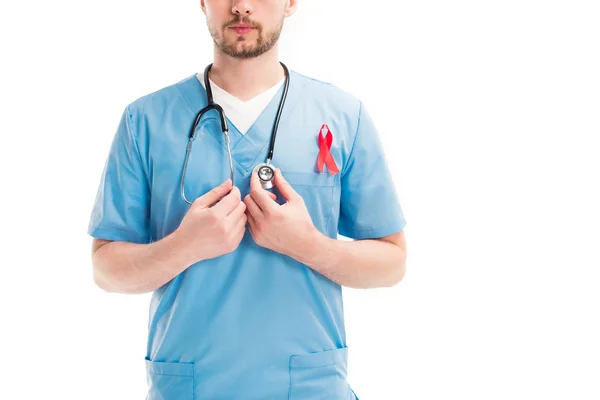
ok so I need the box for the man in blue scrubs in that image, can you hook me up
[88,0,407,398]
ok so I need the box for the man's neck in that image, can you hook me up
[208,48,285,102]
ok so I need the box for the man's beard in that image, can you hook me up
[209,15,284,59]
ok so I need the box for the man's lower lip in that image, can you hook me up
[231,27,254,34]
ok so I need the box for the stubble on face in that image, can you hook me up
[208,13,285,59]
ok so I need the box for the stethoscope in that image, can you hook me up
[180,62,290,205]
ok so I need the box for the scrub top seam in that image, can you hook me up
[342,219,406,235]
[242,133,275,173]
[147,372,189,377]
[323,175,338,236]
[244,74,308,172]
[351,219,405,232]
[88,225,151,243]
[124,105,153,242]
[125,105,152,190]
[340,100,364,178]
[196,117,252,178]
[89,224,148,237]
[287,356,293,400]
[176,78,203,116]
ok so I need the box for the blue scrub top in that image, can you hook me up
[88,70,406,400]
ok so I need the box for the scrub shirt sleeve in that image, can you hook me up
[338,101,407,239]
[87,106,151,244]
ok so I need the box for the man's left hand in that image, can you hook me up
[244,168,319,258]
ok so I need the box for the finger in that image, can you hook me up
[244,193,263,218]
[231,210,247,234]
[273,169,300,202]
[211,186,241,218]
[233,220,247,244]
[226,199,247,222]
[268,192,277,201]
[193,179,232,209]
[226,217,246,251]
[246,212,256,237]
[250,170,278,213]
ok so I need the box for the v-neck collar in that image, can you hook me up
[177,69,307,176]
[200,75,286,106]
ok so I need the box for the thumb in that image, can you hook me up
[273,169,299,202]
[193,179,233,208]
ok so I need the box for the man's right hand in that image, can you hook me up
[175,179,248,262]
[175,178,278,263]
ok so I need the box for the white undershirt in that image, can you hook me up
[197,74,285,135]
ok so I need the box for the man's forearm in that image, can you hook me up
[92,232,196,295]
[291,231,406,289]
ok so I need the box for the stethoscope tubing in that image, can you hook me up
[181,62,289,206]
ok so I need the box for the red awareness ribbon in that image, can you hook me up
[317,124,339,175]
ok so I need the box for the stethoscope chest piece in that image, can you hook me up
[252,163,276,190]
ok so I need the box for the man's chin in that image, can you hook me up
[223,45,261,58]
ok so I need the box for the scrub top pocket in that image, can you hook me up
[145,358,195,400]
[281,171,337,233]
[288,346,352,400]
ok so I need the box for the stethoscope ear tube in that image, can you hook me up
[189,104,229,140]
[181,128,234,206]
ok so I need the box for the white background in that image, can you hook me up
[1,0,599,399]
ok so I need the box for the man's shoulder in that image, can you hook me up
[126,73,197,114]
[291,69,362,115]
